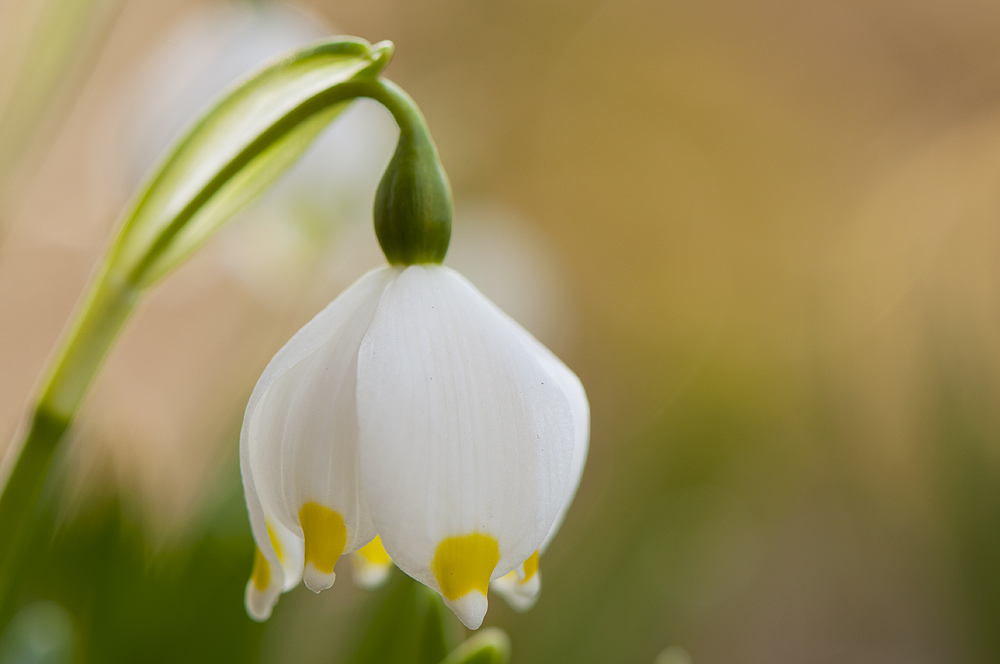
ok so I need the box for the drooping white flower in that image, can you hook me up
[241,264,588,629]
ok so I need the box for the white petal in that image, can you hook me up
[356,265,575,627]
[445,591,489,630]
[441,268,589,553]
[491,549,542,612]
[350,556,394,590]
[245,583,278,621]
[350,535,395,590]
[486,302,589,553]
[241,266,395,615]
[491,567,541,612]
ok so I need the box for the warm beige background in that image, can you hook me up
[4,0,1000,662]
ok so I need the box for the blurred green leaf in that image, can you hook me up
[439,629,511,664]
[417,592,449,664]
[348,575,456,664]
[929,353,1000,661]
[4,449,265,664]
[348,574,422,664]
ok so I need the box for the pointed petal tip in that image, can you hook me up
[492,570,541,613]
[350,536,394,590]
[350,558,393,590]
[303,563,336,594]
[444,590,489,630]
[490,567,542,613]
[245,580,279,622]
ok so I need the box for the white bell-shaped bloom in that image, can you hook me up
[242,264,588,629]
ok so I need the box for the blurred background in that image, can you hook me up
[2,0,1000,662]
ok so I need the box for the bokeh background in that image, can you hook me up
[3,0,1000,662]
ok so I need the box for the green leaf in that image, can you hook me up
[439,629,511,664]
[347,576,457,664]
[417,588,451,664]
[38,37,392,420]
[0,36,394,611]
[110,36,393,287]
[348,574,423,664]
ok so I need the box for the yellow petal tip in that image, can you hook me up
[491,552,542,612]
[432,532,499,613]
[298,502,348,588]
[351,536,394,590]
[357,535,392,565]
[251,546,270,590]
[246,546,281,620]
[521,550,539,583]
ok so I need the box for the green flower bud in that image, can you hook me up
[371,82,452,264]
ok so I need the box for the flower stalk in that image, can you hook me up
[0,35,587,653]
[0,273,136,604]
[0,37,456,610]
[369,80,452,264]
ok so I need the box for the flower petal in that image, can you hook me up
[441,270,589,613]
[486,301,589,553]
[491,550,541,612]
[350,535,395,589]
[241,266,395,616]
[356,265,575,629]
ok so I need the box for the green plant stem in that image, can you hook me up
[128,77,431,287]
[0,408,68,606]
[0,272,136,606]
[39,273,138,419]
[0,76,443,613]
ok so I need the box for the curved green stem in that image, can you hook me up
[0,270,137,606]
[0,74,448,611]
[370,79,453,265]
[127,77,445,285]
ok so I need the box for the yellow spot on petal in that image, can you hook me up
[251,547,270,590]
[299,502,347,575]
[252,522,283,591]
[521,550,539,584]
[266,522,284,564]
[432,533,500,601]
[357,535,391,565]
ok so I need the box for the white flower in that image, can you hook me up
[241,264,589,629]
